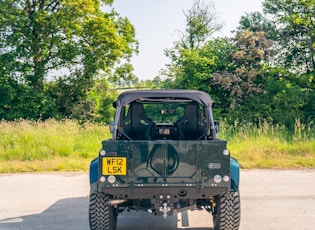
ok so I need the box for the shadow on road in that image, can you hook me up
[0,196,89,230]
[0,196,213,230]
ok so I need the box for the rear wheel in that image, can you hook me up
[89,192,117,230]
[212,191,241,230]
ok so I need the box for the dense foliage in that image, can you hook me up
[160,0,314,127]
[0,0,137,123]
[0,0,314,127]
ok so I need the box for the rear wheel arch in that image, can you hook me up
[230,157,240,192]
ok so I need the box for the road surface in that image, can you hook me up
[0,170,314,230]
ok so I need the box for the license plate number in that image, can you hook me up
[102,157,126,175]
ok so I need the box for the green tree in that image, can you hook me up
[163,0,224,89]
[228,75,308,127]
[45,71,92,120]
[263,0,315,84]
[212,29,273,110]
[163,0,269,114]
[237,11,278,41]
[0,78,52,120]
[0,0,138,120]
[87,78,117,123]
[262,0,314,123]
[161,0,314,126]
[179,0,223,50]
[228,6,313,126]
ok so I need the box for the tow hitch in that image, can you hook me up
[159,202,171,219]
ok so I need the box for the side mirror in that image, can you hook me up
[109,121,115,133]
[214,121,220,133]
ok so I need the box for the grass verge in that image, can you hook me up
[0,119,314,173]
[0,119,111,173]
[218,120,315,169]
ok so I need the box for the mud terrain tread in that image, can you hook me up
[213,191,241,230]
[89,193,117,230]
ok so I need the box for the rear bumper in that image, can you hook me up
[101,186,228,199]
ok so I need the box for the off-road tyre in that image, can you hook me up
[212,191,241,230]
[89,192,117,230]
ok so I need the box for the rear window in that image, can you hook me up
[143,102,186,124]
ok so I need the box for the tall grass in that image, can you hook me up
[0,119,314,172]
[218,119,315,168]
[0,119,111,173]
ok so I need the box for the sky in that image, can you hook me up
[112,0,264,80]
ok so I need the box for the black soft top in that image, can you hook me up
[116,89,213,107]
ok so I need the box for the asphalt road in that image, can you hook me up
[0,170,314,230]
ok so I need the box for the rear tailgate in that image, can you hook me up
[99,140,230,190]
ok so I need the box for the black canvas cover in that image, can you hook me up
[116,89,213,107]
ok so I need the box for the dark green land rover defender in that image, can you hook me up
[89,90,240,230]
